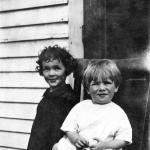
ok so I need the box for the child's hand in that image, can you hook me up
[90,138,105,150]
[74,135,89,149]
[88,138,99,147]
[90,138,127,150]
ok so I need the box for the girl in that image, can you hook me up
[27,45,78,150]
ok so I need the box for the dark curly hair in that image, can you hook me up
[36,45,76,76]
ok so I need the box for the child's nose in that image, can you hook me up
[48,69,55,75]
[98,83,105,90]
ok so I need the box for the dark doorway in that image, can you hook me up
[83,0,149,59]
[83,1,150,150]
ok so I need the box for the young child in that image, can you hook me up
[53,59,132,150]
[27,45,78,150]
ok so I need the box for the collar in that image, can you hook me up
[43,84,72,98]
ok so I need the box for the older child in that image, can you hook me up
[54,59,132,150]
[27,45,78,150]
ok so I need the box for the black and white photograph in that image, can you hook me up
[0,0,149,150]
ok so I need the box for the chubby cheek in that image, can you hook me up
[43,73,48,79]
[88,87,98,95]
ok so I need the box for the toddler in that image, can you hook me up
[53,59,132,150]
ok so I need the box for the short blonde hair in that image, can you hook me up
[83,59,122,90]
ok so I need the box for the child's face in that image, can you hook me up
[42,59,66,90]
[88,79,118,104]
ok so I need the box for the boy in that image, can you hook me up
[54,59,132,150]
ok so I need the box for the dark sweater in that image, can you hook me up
[27,84,78,150]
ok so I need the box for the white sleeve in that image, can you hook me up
[60,103,80,133]
[115,111,132,144]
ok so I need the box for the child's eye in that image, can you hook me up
[54,66,61,70]
[90,81,99,86]
[103,80,113,85]
[43,67,49,71]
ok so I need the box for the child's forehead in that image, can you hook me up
[92,75,112,82]
[43,57,62,63]
[91,70,113,81]
[41,58,65,67]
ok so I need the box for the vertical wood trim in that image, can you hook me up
[147,77,150,150]
[147,7,150,150]
[68,0,84,58]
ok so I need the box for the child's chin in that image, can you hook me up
[47,81,57,86]
[93,100,111,104]
[47,83,57,89]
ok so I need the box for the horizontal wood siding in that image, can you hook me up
[0,132,29,149]
[0,73,48,87]
[0,88,44,103]
[0,103,37,119]
[0,0,69,149]
[0,6,68,27]
[0,147,24,150]
[0,58,37,71]
[0,24,68,42]
[0,118,33,133]
[0,39,68,57]
[0,0,68,11]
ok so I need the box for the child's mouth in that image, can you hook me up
[97,93,107,97]
[98,93,107,95]
[48,78,57,83]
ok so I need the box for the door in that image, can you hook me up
[83,0,150,150]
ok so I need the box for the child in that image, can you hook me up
[27,45,78,150]
[53,59,132,150]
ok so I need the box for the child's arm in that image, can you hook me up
[66,131,89,149]
[90,138,127,150]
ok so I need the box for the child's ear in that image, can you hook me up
[115,86,119,93]
[86,88,90,94]
[87,90,90,94]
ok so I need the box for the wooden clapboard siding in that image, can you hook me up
[0,0,84,149]
[0,147,23,150]
[0,73,71,88]
[0,88,44,103]
[0,103,37,119]
[0,24,68,42]
[0,6,68,27]
[0,73,48,87]
[0,0,68,11]
[0,132,30,149]
[0,57,37,72]
[0,118,33,133]
[0,39,68,57]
